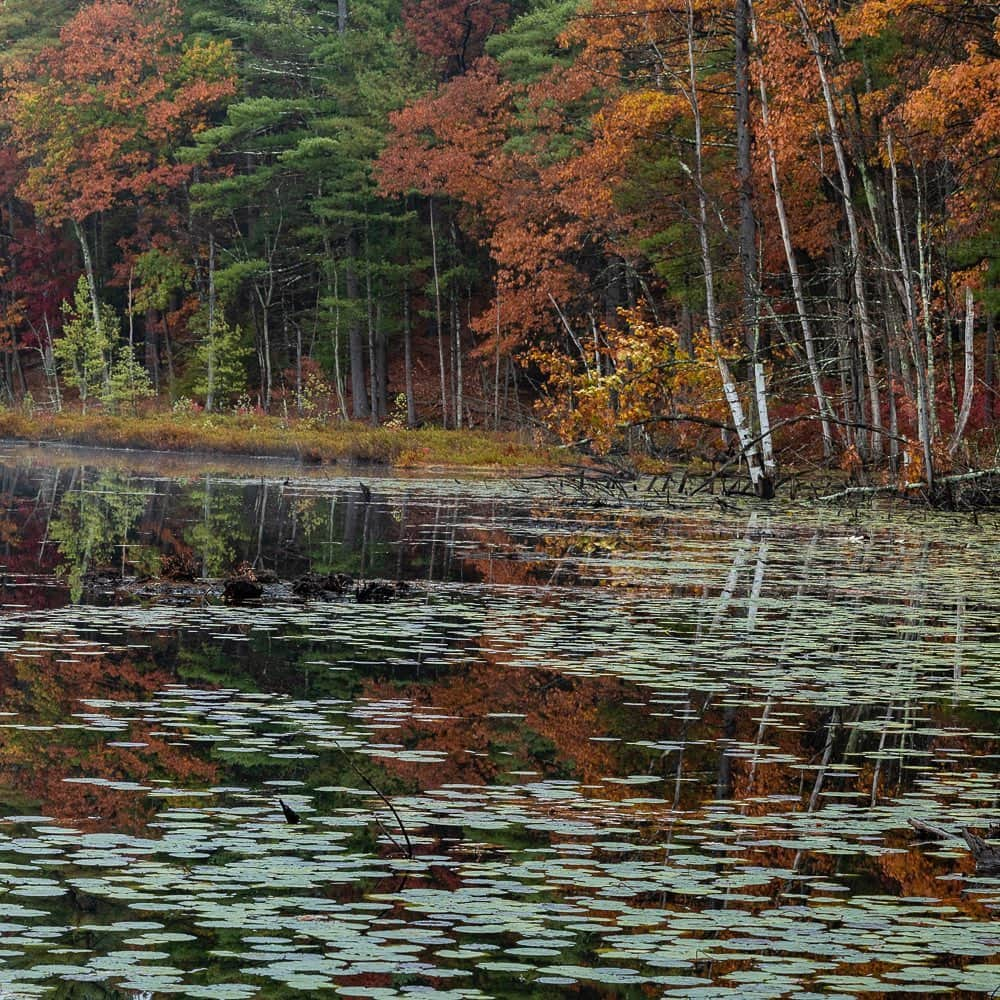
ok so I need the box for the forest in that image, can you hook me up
[0,0,997,493]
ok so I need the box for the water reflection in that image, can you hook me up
[0,449,997,996]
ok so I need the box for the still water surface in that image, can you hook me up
[0,444,998,998]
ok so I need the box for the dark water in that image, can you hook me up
[0,443,998,998]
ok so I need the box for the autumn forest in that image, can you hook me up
[0,0,997,491]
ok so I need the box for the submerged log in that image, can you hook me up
[962,829,1000,870]
[292,572,354,599]
[111,572,417,607]
[223,576,263,604]
[910,819,1000,871]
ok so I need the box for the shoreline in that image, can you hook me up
[0,409,563,472]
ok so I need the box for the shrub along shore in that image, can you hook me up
[0,410,559,470]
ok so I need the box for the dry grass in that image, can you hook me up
[0,409,561,470]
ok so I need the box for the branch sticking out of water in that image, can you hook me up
[331,739,414,860]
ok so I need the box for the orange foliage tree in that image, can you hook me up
[3,0,235,349]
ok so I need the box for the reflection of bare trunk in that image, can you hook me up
[254,482,268,568]
[343,496,361,551]
[870,701,895,806]
[711,512,757,629]
[201,475,212,578]
[427,500,442,583]
[807,708,839,813]
[746,534,768,631]
[746,695,772,797]
[360,501,371,578]
[953,595,965,697]
[715,705,737,801]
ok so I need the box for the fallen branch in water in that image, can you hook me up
[907,817,954,840]
[330,739,414,860]
[820,467,1000,504]
[962,828,1000,869]
[909,818,1000,870]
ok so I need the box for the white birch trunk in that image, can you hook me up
[886,132,934,486]
[949,287,976,455]
[685,0,764,493]
[429,199,448,428]
[753,8,833,456]
[795,2,883,460]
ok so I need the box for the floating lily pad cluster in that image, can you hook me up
[0,458,996,996]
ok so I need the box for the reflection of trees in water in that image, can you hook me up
[48,469,157,602]
[0,646,215,833]
[184,474,250,578]
[1,466,595,590]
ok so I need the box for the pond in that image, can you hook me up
[0,442,998,999]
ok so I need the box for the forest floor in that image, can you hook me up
[0,408,562,470]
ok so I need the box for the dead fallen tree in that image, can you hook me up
[821,467,1000,510]
[909,818,1000,870]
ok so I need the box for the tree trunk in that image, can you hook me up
[144,310,159,393]
[494,290,502,430]
[403,279,417,426]
[887,132,933,486]
[915,170,939,437]
[72,218,103,345]
[754,11,834,457]
[325,246,348,420]
[366,260,377,426]
[736,0,774,497]
[429,199,448,427]
[346,230,369,419]
[685,0,766,495]
[294,316,303,416]
[453,291,464,429]
[206,233,216,413]
[986,311,995,420]
[375,300,388,420]
[949,287,976,454]
[796,2,883,461]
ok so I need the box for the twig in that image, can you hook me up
[331,740,413,859]
[908,817,955,840]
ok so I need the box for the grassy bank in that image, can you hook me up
[0,409,560,469]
